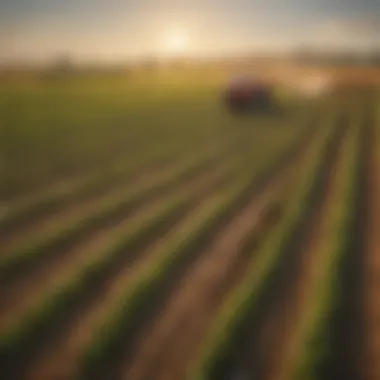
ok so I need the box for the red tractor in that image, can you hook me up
[223,75,275,113]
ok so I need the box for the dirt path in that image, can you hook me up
[221,110,350,380]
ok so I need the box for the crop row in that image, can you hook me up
[0,142,255,324]
[0,102,328,378]
[0,130,232,237]
[187,106,348,380]
[0,152,246,336]
[13,109,326,380]
[72,112,328,379]
[0,138,250,282]
[290,102,367,380]
[0,133,290,377]
[0,166,266,378]
[0,193,211,375]
[2,101,319,235]
[2,116,247,233]
[0,103,321,286]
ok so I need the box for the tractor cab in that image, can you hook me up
[224,74,275,113]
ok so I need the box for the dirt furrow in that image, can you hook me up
[0,143,240,290]
[68,113,324,380]
[123,184,288,380]
[0,160,236,333]
[7,116,319,380]
[365,97,380,380]
[94,119,322,380]
[267,111,360,380]
[0,141,226,255]
[11,165,236,380]
[2,125,212,217]
[217,110,350,380]
[0,150,176,242]
[364,105,380,380]
[308,94,373,380]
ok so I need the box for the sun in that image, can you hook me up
[164,30,189,55]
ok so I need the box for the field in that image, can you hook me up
[0,68,379,380]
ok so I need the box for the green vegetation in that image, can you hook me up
[187,109,341,380]
[0,71,375,380]
[0,71,296,200]
[289,106,365,380]
[0,140,238,279]
[76,121,321,379]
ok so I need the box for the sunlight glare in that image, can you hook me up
[164,30,189,55]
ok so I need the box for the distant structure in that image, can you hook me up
[53,54,74,72]
[223,74,276,113]
[43,53,75,80]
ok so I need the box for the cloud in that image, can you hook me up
[314,17,380,37]
[305,16,380,50]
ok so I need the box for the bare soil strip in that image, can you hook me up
[0,148,175,240]
[82,115,322,380]
[266,109,360,380]
[312,94,373,380]
[19,190,233,380]
[2,125,210,216]
[213,110,350,380]
[365,95,380,380]
[0,143,239,289]
[361,95,378,380]
[0,141,227,255]
[4,116,318,380]
[122,181,289,380]
[8,165,238,380]
[0,160,235,333]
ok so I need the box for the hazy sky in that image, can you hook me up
[1,0,380,63]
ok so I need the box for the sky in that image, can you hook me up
[1,0,380,63]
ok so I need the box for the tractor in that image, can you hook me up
[223,74,275,113]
